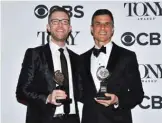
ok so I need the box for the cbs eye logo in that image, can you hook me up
[121,32,135,46]
[121,32,161,46]
[34,4,84,19]
[34,5,48,19]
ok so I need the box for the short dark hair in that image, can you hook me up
[91,9,114,26]
[48,7,70,24]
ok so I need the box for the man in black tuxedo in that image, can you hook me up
[16,7,81,123]
[80,9,144,123]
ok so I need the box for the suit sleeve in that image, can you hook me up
[116,53,144,109]
[16,48,47,106]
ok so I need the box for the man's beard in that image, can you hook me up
[51,32,69,42]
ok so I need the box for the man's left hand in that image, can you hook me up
[94,93,119,107]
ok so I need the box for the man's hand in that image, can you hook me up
[47,90,67,106]
[95,93,118,107]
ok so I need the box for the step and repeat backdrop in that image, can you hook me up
[1,1,162,123]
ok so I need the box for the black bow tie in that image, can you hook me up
[93,46,106,57]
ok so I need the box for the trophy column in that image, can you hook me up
[96,66,111,100]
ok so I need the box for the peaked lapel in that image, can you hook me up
[42,43,56,92]
[106,42,120,73]
[67,48,80,105]
[67,48,77,94]
[67,48,75,77]
[43,43,54,73]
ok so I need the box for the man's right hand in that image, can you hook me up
[47,90,67,105]
[94,93,119,107]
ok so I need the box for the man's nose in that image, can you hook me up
[58,21,63,27]
[101,24,106,29]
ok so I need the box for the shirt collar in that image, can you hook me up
[49,41,67,54]
[94,41,113,52]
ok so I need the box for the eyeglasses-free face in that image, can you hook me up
[91,15,114,45]
[93,22,113,28]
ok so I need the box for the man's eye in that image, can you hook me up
[53,21,58,23]
[62,20,68,24]
[105,23,110,26]
[95,23,100,25]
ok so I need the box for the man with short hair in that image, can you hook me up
[16,7,80,123]
[80,9,144,123]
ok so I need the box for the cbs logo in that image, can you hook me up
[34,4,84,19]
[139,95,162,109]
[121,32,161,46]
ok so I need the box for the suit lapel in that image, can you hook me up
[67,48,79,103]
[67,48,75,76]
[106,42,120,73]
[44,43,54,72]
[43,44,56,92]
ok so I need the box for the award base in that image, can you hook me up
[96,93,111,100]
[56,98,72,104]
[55,86,72,104]
[96,96,111,100]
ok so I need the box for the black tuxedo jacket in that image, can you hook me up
[79,42,144,123]
[16,43,81,123]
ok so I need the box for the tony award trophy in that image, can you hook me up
[96,66,111,100]
[53,70,72,104]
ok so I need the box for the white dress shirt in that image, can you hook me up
[49,41,76,115]
[91,42,113,92]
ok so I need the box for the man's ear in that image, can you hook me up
[46,24,51,35]
[111,28,114,37]
[112,28,114,32]
[69,25,72,33]
[46,24,50,32]
[91,25,93,36]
